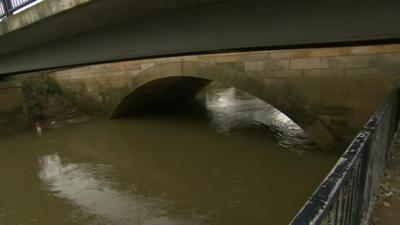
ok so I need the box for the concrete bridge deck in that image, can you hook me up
[0,0,399,74]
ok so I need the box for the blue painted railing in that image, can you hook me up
[290,85,400,225]
[0,0,40,18]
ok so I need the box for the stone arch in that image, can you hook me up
[112,61,335,150]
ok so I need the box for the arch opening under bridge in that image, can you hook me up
[111,61,336,150]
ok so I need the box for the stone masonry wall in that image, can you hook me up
[9,43,400,145]
[0,81,28,134]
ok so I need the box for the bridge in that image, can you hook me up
[0,0,400,224]
[0,0,399,74]
[7,43,396,151]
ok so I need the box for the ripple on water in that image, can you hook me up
[202,86,317,152]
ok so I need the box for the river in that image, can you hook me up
[0,84,339,225]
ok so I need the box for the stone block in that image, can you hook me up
[264,59,290,70]
[244,61,264,71]
[300,77,333,87]
[198,56,217,63]
[250,71,272,80]
[181,56,200,62]
[140,63,156,71]
[239,52,270,61]
[378,53,400,67]
[270,49,310,59]
[271,70,303,77]
[382,67,400,76]
[328,55,379,68]
[185,62,217,79]
[360,76,389,88]
[290,58,329,70]
[120,64,142,71]
[310,47,351,57]
[344,68,381,76]
[388,76,400,88]
[305,69,345,77]
[346,87,387,99]
[217,62,245,71]
[141,59,157,65]
[323,97,345,108]
[157,62,184,77]
[350,45,400,55]
[215,54,241,63]
[329,76,362,87]
[262,78,274,85]
[305,120,336,151]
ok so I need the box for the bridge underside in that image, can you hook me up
[0,0,399,74]
[112,77,211,117]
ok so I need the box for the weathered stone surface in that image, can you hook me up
[379,54,400,67]
[290,58,329,70]
[351,45,400,55]
[5,43,400,150]
[244,61,264,71]
[272,70,303,78]
[305,69,345,77]
[328,55,380,68]
[264,59,290,70]
[310,47,351,57]
[270,49,310,59]
[305,120,336,151]
[0,83,29,135]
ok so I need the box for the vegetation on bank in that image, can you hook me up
[21,76,88,129]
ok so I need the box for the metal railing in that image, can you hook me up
[290,85,400,225]
[0,0,39,18]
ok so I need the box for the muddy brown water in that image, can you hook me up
[0,86,339,225]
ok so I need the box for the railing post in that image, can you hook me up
[1,0,11,16]
[353,138,371,225]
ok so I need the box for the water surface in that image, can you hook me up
[0,86,339,225]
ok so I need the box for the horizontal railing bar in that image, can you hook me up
[8,0,38,13]
[0,0,40,18]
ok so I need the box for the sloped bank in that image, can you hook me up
[22,77,90,130]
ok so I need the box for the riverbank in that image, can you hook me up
[22,77,89,130]
[369,134,400,225]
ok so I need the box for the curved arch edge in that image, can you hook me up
[111,61,336,150]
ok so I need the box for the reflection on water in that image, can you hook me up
[201,84,315,151]
[0,85,339,225]
[39,154,206,225]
